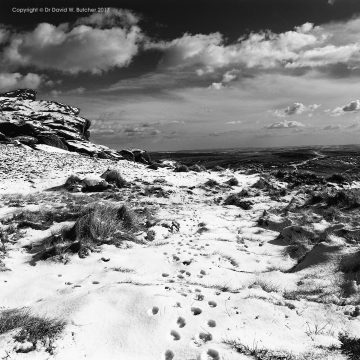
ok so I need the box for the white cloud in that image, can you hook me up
[332,99,360,116]
[0,72,43,92]
[208,82,223,90]
[2,16,143,74]
[266,120,305,129]
[273,102,320,117]
[148,17,360,79]
[222,69,239,83]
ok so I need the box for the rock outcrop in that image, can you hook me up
[0,89,152,163]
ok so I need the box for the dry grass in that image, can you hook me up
[189,164,206,172]
[112,267,135,273]
[28,202,146,263]
[226,177,239,186]
[216,252,239,267]
[0,308,66,351]
[223,338,337,360]
[174,164,189,172]
[73,202,140,246]
[308,188,360,209]
[248,278,281,293]
[101,169,128,188]
[224,194,253,209]
[281,233,312,260]
[204,179,220,188]
[9,206,80,230]
[223,339,296,360]
[339,333,360,360]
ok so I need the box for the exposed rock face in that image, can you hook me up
[0,89,93,153]
[0,89,152,163]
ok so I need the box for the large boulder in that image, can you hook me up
[37,132,68,150]
[0,131,10,143]
[132,149,152,164]
[118,149,135,161]
[82,176,110,192]
[0,89,147,161]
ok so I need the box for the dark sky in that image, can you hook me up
[2,0,360,150]
[2,0,360,34]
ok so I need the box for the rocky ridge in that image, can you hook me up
[0,89,151,163]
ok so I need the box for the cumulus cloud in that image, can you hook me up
[148,17,360,80]
[266,120,305,129]
[332,99,360,115]
[148,24,320,71]
[222,69,240,83]
[273,102,320,117]
[0,72,43,92]
[1,12,143,74]
[208,82,223,90]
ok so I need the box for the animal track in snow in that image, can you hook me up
[208,320,216,327]
[205,349,220,360]
[148,306,159,315]
[208,301,217,308]
[194,293,204,301]
[164,350,174,360]
[199,332,213,343]
[200,270,206,275]
[170,330,181,341]
[177,317,186,328]
[162,273,169,277]
[191,307,202,315]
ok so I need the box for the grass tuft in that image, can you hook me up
[0,308,66,351]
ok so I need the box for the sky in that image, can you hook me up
[1,0,360,151]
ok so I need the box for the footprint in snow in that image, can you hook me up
[191,307,202,316]
[201,349,220,360]
[208,320,216,328]
[147,306,159,316]
[170,330,181,341]
[163,350,174,360]
[208,301,217,308]
[177,317,186,328]
[198,332,213,343]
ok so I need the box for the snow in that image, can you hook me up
[0,148,355,359]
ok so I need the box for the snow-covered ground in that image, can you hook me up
[0,145,357,360]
